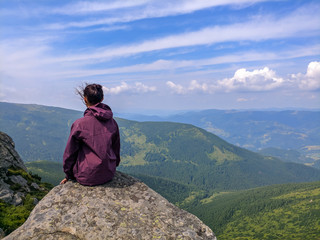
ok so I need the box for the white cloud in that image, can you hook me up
[167,80,213,94]
[292,61,320,90]
[188,80,209,92]
[217,67,284,92]
[0,37,59,80]
[165,63,320,94]
[103,82,156,95]
[45,0,268,27]
[52,0,149,15]
[134,82,157,93]
[23,0,244,30]
[8,43,317,83]
[53,6,320,63]
[103,82,129,95]
[50,45,320,79]
[166,81,186,94]
[237,98,249,102]
[4,4,318,68]
[167,67,285,94]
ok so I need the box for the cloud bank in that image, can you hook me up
[53,6,320,63]
[166,62,320,94]
[103,82,156,95]
[218,67,284,92]
[292,61,320,90]
[45,0,269,28]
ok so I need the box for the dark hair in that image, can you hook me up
[77,83,104,105]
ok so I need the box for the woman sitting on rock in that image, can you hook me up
[60,83,120,186]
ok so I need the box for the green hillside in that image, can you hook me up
[0,102,82,162]
[117,118,320,191]
[25,160,65,186]
[154,109,320,151]
[1,102,320,192]
[258,147,317,165]
[187,181,320,240]
[123,109,320,167]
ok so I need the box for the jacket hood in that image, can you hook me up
[84,103,113,121]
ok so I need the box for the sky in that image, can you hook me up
[0,0,320,114]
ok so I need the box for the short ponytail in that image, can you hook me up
[77,83,104,105]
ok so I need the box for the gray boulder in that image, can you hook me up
[4,171,216,240]
[9,175,30,191]
[0,132,52,238]
[0,132,28,205]
[0,132,27,172]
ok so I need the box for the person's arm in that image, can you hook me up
[113,122,121,167]
[62,123,80,181]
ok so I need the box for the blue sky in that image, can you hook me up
[1,0,319,114]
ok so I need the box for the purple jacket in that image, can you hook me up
[63,103,120,186]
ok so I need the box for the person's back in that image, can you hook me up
[61,84,120,186]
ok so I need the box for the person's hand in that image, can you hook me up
[60,178,68,185]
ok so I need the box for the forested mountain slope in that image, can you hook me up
[2,102,318,240]
[0,102,82,162]
[1,102,320,192]
[186,181,320,240]
[121,109,320,151]
[119,109,320,168]
[116,118,320,191]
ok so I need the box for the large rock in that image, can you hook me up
[0,132,29,205]
[0,132,52,237]
[0,132,27,171]
[4,171,216,240]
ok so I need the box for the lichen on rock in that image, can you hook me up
[4,171,216,240]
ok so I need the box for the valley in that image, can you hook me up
[1,102,319,192]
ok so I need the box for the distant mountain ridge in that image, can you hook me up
[0,102,82,162]
[117,109,320,151]
[117,109,320,167]
[116,119,320,191]
[1,102,320,193]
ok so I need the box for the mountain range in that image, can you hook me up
[117,109,320,166]
[1,102,319,192]
[1,102,320,239]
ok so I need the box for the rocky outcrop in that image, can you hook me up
[0,132,52,237]
[5,171,216,240]
[0,131,33,206]
[0,132,27,171]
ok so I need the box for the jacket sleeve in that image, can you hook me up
[63,122,80,180]
[113,122,121,167]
